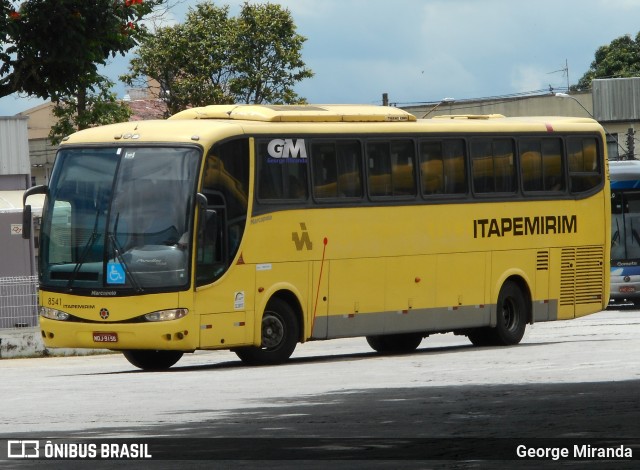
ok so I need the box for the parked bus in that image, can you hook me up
[610,159,640,305]
[23,105,610,370]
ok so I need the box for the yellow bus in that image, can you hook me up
[23,105,610,370]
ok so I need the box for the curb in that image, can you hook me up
[0,327,108,359]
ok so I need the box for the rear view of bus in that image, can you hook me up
[610,160,640,305]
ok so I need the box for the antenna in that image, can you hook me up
[548,59,570,91]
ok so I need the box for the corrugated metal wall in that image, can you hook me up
[0,117,30,178]
[593,78,640,122]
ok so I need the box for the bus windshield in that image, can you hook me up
[611,190,640,262]
[40,146,201,293]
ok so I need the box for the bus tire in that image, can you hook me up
[468,280,527,347]
[122,350,183,370]
[366,333,423,354]
[234,298,299,366]
[467,328,493,347]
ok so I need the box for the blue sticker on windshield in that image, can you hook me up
[107,262,126,284]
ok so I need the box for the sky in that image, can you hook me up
[2,0,640,115]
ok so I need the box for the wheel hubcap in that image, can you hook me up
[262,314,284,349]
[501,298,516,331]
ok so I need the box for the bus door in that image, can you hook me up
[195,191,252,348]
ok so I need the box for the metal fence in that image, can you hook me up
[0,276,39,329]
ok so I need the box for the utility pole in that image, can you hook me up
[626,127,635,160]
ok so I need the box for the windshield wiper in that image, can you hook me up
[66,208,101,291]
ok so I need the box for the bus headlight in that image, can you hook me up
[144,308,188,322]
[40,307,70,321]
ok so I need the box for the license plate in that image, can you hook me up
[619,286,636,293]
[93,332,118,343]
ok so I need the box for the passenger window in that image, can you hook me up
[520,138,565,192]
[542,139,564,191]
[391,140,417,196]
[257,139,309,201]
[471,139,515,194]
[367,140,416,198]
[494,140,515,192]
[337,142,363,197]
[567,137,601,193]
[311,141,363,199]
[420,139,467,195]
[520,140,543,191]
[367,142,392,197]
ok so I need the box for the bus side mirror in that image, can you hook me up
[22,205,32,240]
[22,185,47,239]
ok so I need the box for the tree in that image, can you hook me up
[575,32,640,90]
[123,3,236,116]
[1,0,167,138]
[174,3,237,107]
[1,0,164,99]
[49,78,132,145]
[122,1,313,112]
[231,2,313,104]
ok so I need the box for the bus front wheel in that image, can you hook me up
[468,280,527,347]
[234,298,299,366]
[122,350,184,371]
[366,333,423,354]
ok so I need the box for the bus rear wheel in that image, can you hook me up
[234,298,299,366]
[366,333,423,354]
[468,280,528,347]
[122,350,184,371]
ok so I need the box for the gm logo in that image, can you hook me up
[7,440,39,458]
[267,139,307,160]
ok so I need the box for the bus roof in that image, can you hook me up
[169,104,417,122]
[59,105,604,146]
